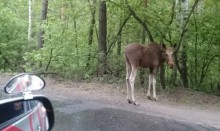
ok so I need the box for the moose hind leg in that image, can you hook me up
[126,76,132,104]
[130,67,139,105]
[126,64,132,103]
[147,74,152,99]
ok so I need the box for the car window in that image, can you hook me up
[29,100,38,109]
[0,100,39,124]
[0,101,24,124]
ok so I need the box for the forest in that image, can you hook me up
[0,0,219,95]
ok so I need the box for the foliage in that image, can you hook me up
[0,0,219,95]
[0,1,28,71]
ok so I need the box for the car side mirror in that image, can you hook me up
[4,73,45,94]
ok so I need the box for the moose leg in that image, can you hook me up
[147,74,152,99]
[126,64,132,103]
[152,74,158,101]
[129,67,138,105]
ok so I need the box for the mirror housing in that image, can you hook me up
[4,73,45,94]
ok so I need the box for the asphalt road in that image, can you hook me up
[0,74,219,131]
[51,96,218,131]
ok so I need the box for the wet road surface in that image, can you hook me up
[51,98,218,131]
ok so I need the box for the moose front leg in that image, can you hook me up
[152,74,158,101]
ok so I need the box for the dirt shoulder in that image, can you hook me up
[42,76,220,111]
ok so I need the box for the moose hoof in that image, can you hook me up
[127,100,139,106]
[148,96,158,101]
[127,99,132,104]
[152,97,158,101]
[133,102,140,106]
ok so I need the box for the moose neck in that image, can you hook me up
[140,43,165,68]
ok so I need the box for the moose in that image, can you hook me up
[125,42,176,105]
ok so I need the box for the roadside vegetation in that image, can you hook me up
[0,0,219,96]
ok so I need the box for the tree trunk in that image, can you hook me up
[116,14,122,77]
[87,0,96,68]
[180,0,189,88]
[74,20,79,67]
[160,1,176,89]
[38,0,48,48]
[60,3,65,21]
[140,27,146,85]
[193,14,198,86]
[160,64,166,89]
[175,0,199,88]
[98,0,107,76]
[28,0,32,41]
[116,27,122,77]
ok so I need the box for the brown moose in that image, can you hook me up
[125,43,176,105]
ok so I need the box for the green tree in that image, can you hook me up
[98,0,107,76]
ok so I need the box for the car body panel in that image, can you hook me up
[1,100,48,131]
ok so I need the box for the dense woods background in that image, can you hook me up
[0,0,219,95]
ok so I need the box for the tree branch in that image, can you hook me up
[125,0,154,42]
[45,48,53,71]
[168,1,176,25]
[108,13,132,53]
[175,0,200,53]
[199,54,218,86]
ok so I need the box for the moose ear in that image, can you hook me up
[172,43,177,48]
[162,43,166,49]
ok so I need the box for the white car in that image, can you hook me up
[0,73,54,131]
